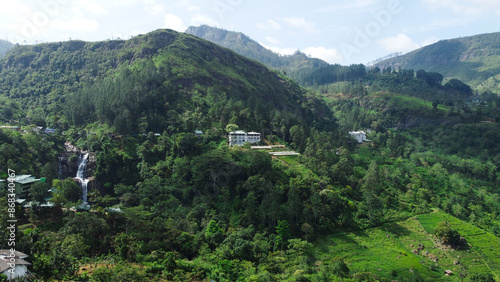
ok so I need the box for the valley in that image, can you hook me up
[0,27,499,281]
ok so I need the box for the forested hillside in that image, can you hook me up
[185,25,341,87]
[375,32,500,94]
[0,29,334,134]
[0,29,499,281]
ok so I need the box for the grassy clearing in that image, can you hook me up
[371,92,450,111]
[315,211,500,281]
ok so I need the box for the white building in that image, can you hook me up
[229,131,261,146]
[349,131,370,143]
[0,250,31,280]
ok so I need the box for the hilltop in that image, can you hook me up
[186,25,334,86]
[0,29,335,133]
[374,32,500,94]
[1,28,500,282]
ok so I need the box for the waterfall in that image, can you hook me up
[58,157,63,178]
[75,153,90,204]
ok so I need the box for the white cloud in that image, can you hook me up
[261,44,342,64]
[421,36,439,47]
[403,18,471,33]
[143,0,165,15]
[315,0,376,13]
[52,18,99,32]
[73,0,107,15]
[188,5,201,12]
[260,44,296,56]
[189,14,219,27]
[378,33,420,53]
[257,20,281,31]
[422,0,500,15]
[164,14,186,32]
[283,17,317,33]
[265,36,281,45]
[304,46,342,64]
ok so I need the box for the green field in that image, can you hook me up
[370,92,450,111]
[314,211,500,281]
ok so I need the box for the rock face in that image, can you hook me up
[59,142,99,191]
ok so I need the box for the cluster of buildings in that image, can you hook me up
[0,175,40,200]
[0,125,56,134]
[229,130,261,146]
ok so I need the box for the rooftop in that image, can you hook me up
[0,250,30,273]
[10,175,39,184]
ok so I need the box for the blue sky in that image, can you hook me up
[1,0,499,65]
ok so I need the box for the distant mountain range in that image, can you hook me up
[185,25,329,71]
[0,39,14,56]
[374,32,500,94]
[186,25,366,87]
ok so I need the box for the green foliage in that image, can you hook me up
[330,257,350,278]
[225,123,239,133]
[434,221,461,245]
[2,27,500,282]
[29,181,51,204]
[466,272,495,282]
[376,32,500,94]
[53,178,82,204]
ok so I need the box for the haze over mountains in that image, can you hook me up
[0,39,13,56]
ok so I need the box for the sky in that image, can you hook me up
[0,0,499,65]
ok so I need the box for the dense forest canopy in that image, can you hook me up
[0,29,499,281]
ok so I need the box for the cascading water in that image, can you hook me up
[58,157,63,178]
[75,153,90,204]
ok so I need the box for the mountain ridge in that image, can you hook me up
[0,29,335,133]
[374,32,500,93]
[185,25,330,70]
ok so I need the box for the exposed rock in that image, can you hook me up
[428,253,438,262]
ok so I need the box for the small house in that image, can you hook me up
[44,128,56,134]
[349,131,371,143]
[0,250,31,280]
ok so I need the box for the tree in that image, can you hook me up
[434,221,461,245]
[275,220,291,250]
[225,123,239,133]
[330,257,350,278]
[30,181,51,205]
[205,220,224,247]
[59,178,82,203]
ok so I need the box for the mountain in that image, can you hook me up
[0,39,14,56]
[0,29,335,133]
[374,32,500,93]
[185,25,332,83]
[2,28,500,282]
